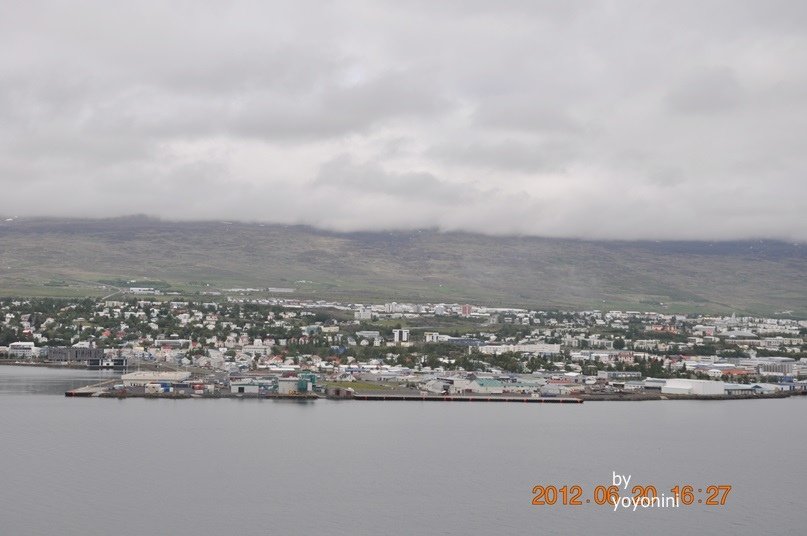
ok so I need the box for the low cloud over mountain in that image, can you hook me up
[1,1,805,240]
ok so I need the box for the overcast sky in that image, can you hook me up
[1,0,805,240]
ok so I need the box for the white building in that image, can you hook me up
[8,342,37,358]
[392,329,410,343]
[129,287,158,295]
[478,343,561,356]
[355,330,381,340]
[661,379,725,396]
[278,377,312,394]
[423,332,440,343]
[242,344,270,356]
[230,379,273,394]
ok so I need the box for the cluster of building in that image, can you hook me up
[115,370,317,397]
[2,298,805,398]
[415,371,804,398]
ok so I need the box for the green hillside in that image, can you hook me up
[0,217,804,315]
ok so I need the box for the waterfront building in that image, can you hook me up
[469,378,504,394]
[661,378,725,396]
[8,342,37,358]
[277,376,314,394]
[230,378,275,394]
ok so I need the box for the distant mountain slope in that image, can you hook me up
[0,217,804,314]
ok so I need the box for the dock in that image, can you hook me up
[349,394,583,403]
[65,379,117,397]
[262,393,319,400]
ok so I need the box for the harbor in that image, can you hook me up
[5,364,806,536]
[348,393,583,403]
[63,373,583,403]
[61,369,807,402]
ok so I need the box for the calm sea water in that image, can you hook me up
[1,366,804,535]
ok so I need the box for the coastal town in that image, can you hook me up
[1,293,806,400]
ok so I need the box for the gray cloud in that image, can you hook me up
[429,139,575,173]
[666,67,743,114]
[0,0,806,241]
[315,155,471,201]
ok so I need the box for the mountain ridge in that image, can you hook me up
[0,217,804,315]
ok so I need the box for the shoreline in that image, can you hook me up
[64,384,805,402]
[1,364,802,402]
[0,360,93,369]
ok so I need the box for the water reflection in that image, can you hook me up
[0,365,117,395]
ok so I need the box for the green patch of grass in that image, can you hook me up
[323,381,394,391]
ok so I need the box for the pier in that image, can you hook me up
[65,379,117,397]
[349,394,583,403]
